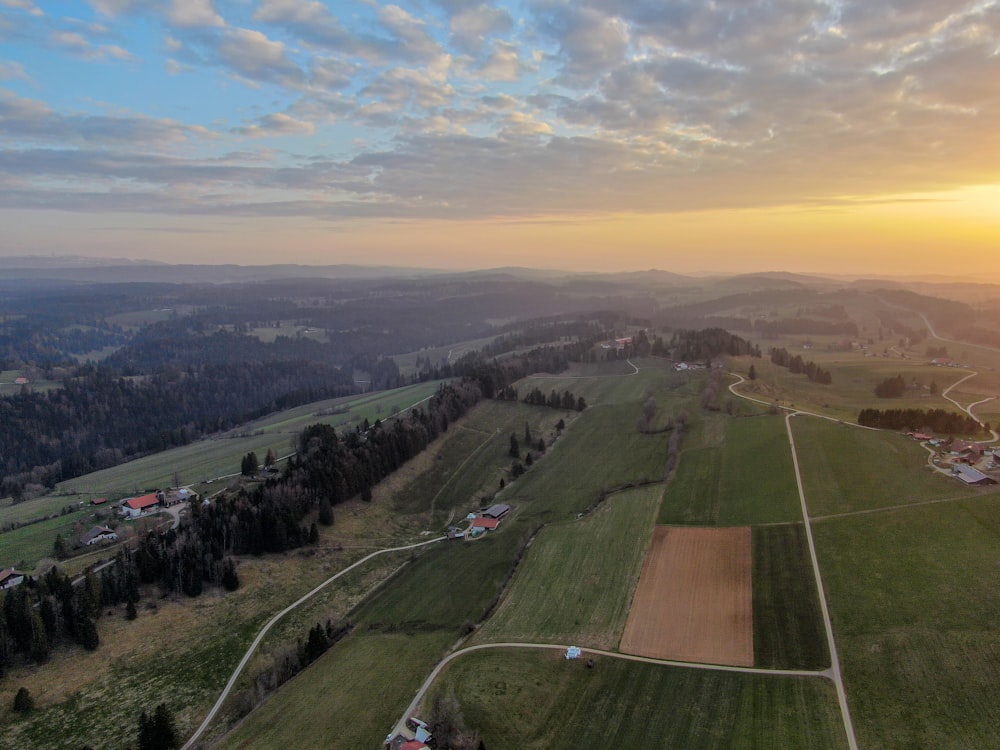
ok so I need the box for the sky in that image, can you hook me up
[1,0,999,275]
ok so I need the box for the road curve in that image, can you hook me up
[181,535,446,750]
[392,641,830,742]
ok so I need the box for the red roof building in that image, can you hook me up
[471,517,499,530]
[401,742,428,750]
[123,493,160,517]
[91,497,109,505]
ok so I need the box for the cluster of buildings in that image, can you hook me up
[907,433,999,485]
[455,503,511,539]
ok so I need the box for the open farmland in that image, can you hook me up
[812,495,1000,749]
[429,648,848,750]
[753,524,829,670]
[620,526,753,666]
[393,400,563,522]
[790,417,968,516]
[214,531,530,749]
[658,414,800,525]
[473,484,662,649]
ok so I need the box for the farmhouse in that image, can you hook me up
[471,517,499,531]
[122,492,160,518]
[0,568,26,590]
[80,526,118,546]
[483,503,511,520]
[951,464,996,486]
[91,497,109,506]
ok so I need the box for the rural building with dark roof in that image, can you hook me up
[80,526,118,546]
[952,464,996,485]
[483,503,511,519]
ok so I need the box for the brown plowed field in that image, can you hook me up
[619,526,753,666]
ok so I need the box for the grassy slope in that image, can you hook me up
[813,497,1000,750]
[393,400,563,522]
[216,530,530,749]
[474,484,662,650]
[431,649,847,750]
[791,417,968,516]
[659,414,801,525]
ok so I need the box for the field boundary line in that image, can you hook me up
[181,535,446,750]
[785,413,859,750]
[391,641,833,743]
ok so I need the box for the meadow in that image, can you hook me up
[429,648,848,750]
[790,417,969,517]
[813,495,1000,749]
[752,524,828,670]
[473,484,663,650]
[658,414,801,525]
[214,530,530,749]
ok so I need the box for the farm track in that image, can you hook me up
[180,535,446,750]
[391,641,834,742]
[727,374,858,749]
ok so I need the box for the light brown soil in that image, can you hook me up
[619,525,753,667]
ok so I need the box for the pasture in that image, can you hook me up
[658,414,801,525]
[752,524,828,670]
[429,648,848,750]
[813,495,1000,749]
[393,400,564,522]
[213,531,530,749]
[790,417,968,516]
[473,484,662,650]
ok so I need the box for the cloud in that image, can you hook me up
[0,61,29,80]
[216,27,305,87]
[478,40,530,81]
[0,89,208,146]
[166,0,225,29]
[51,30,139,61]
[234,112,315,137]
[449,4,513,54]
[0,0,43,16]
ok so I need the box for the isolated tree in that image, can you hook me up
[536,437,545,454]
[508,434,520,459]
[138,703,178,750]
[53,533,67,559]
[748,364,757,381]
[930,380,939,396]
[126,600,138,621]
[13,687,34,713]
[221,558,240,591]
[523,422,532,445]
[556,418,565,432]
[240,451,259,476]
[641,395,658,430]
[318,496,334,526]
[264,448,277,468]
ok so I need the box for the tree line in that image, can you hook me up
[769,347,832,384]
[0,359,356,500]
[857,408,983,434]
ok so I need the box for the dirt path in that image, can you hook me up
[390,641,831,743]
[180,535,446,750]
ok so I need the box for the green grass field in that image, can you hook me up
[659,414,801,525]
[752,524,829,670]
[429,648,848,750]
[474,484,662,650]
[790,417,968,516]
[393,400,563,522]
[0,512,95,568]
[813,496,1000,749]
[213,531,531,749]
